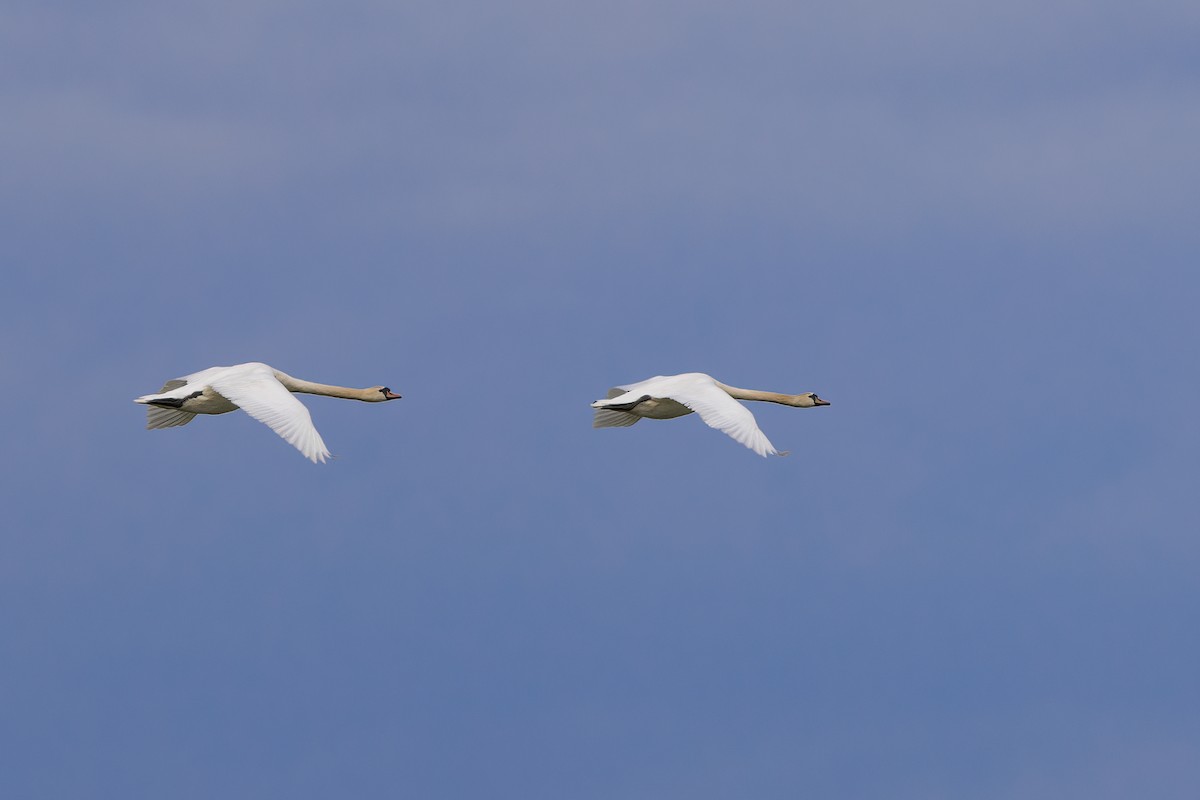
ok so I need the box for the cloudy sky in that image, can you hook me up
[3,2,1199,797]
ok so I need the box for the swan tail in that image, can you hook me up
[135,385,202,408]
[134,379,190,404]
[135,394,184,407]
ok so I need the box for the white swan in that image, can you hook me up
[134,362,401,463]
[591,372,829,457]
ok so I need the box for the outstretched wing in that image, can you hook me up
[146,406,196,429]
[207,366,331,463]
[664,377,780,457]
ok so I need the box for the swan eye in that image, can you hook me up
[381,387,391,396]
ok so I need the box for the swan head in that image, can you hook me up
[369,386,403,402]
[794,392,830,408]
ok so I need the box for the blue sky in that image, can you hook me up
[3,2,1199,798]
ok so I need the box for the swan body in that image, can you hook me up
[134,362,401,463]
[591,372,829,457]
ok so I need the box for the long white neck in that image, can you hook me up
[274,371,377,401]
[716,381,809,407]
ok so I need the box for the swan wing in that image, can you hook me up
[146,406,196,429]
[593,408,640,428]
[664,377,780,457]
[206,366,331,463]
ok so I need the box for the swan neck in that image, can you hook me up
[717,382,801,406]
[274,371,370,400]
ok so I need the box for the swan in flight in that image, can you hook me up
[135,362,401,463]
[591,372,829,457]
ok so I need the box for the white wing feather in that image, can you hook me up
[655,374,780,457]
[206,365,331,463]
